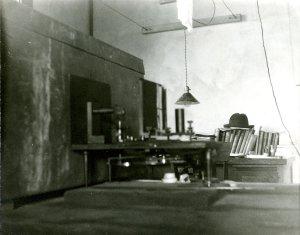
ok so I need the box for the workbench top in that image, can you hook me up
[71,140,230,151]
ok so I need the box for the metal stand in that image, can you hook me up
[206,149,212,187]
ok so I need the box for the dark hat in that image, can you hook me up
[224,113,254,128]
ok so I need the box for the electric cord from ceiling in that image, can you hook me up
[256,0,300,158]
[184,29,188,88]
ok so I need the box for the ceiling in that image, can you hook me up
[100,0,253,28]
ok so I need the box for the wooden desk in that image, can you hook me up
[215,157,294,183]
[72,141,231,187]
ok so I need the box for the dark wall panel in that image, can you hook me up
[2,2,144,200]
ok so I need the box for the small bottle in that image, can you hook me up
[162,155,166,164]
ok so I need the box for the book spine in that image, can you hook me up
[273,133,279,152]
[266,132,272,153]
[245,135,257,154]
[236,130,245,153]
[221,130,226,142]
[240,129,249,153]
[255,127,261,154]
[225,130,231,142]
[243,129,253,154]
[270,133,275,147]
[229,129,236,143]
[215,129,220,141]
[262,131,268,153]
[258,130,264,155]
[231,130,241,153]
[218,130,222,141]
[267,132,273,149]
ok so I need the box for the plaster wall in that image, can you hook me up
[2,2,144,200]
[93,0,300,154]
[33,0,90,34]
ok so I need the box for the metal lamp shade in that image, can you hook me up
[175,88,199,105]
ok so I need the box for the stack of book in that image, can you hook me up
[255,128,279,155]
[216,127,280,156]
[216,128,257,155]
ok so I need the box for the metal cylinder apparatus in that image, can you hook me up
[175,108,185,133]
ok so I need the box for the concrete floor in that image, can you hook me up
[2,182,300,235]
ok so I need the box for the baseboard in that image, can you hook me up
[1,184,85,209]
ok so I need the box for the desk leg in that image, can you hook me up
[84,151,88,188]
[108,158,112,182]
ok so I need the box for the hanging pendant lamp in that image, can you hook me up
[175,30,199,105]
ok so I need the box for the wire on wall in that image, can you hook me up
[221,0,237,18]
[193,0,216,26]
[208,0,216,24]
[286,0,296,86]
[102,2,148,31]
[256,0,300,158]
